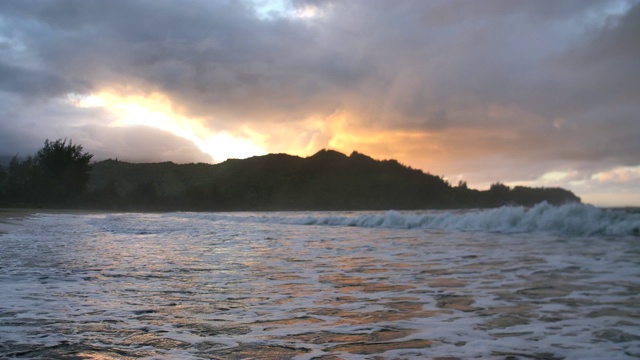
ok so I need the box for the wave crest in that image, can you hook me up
[290,203,640,236]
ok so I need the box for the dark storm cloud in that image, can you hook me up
[1,0,636,122]
[0,0,335,123]
[0,62,72,98]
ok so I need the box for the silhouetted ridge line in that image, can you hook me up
[81,149,580,211]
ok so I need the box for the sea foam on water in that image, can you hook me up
[207,202,640,236]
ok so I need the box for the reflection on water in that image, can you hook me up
[0,212,639,359]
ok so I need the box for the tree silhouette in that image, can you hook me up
[35,139,93,204]
[2,155,38,204]
[0,139,93,206]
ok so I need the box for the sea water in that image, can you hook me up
[0,203,639,359]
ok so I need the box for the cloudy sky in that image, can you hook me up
[1,0,639,206]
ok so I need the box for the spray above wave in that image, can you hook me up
[196,203,640,236]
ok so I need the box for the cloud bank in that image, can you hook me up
[0,0,638,205]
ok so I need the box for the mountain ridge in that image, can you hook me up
[85,149,580,211]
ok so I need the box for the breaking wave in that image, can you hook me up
[194,202,640,236]
[296,203,640,236]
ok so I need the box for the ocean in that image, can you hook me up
[0,202,639,359]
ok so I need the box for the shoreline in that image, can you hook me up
[0,208,112,235]
[0,209,34,234]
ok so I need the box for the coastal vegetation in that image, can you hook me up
[0,140,580,211]
[0,139,93,207]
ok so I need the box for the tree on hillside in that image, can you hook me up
[36,139,93,203]
[488,182,511,206]
[0,139,93,206]
[0,164,7,200]
[2,155,38,204]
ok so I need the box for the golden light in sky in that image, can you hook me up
[71,92,267,162]
[70,90,438,173]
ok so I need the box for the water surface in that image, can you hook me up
[1,206,639,359]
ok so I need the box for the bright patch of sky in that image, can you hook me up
[68,92,266,163]
[247,0,321,20]
[585,0,637,28]
[249,0,291,20]
[592,165,640,184]
[602,0,637,18]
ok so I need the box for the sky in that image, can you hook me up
[0,0,639,207]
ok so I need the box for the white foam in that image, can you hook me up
[175,203,640,236]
